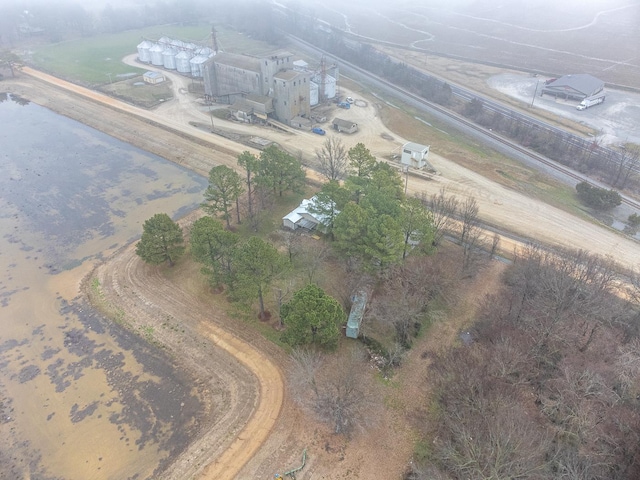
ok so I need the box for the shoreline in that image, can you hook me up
[3,73,286,479]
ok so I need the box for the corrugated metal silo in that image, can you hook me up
[196,47,214,57]
[175,51,193,74]
[137,40,153,63]
[310,81,319,106]
[323,74,337,99]
[163,47,177,70]
[170,39,185,49]
[150,44,164,66]
[158,36,172,46]
[184,43,198,53]
[189,55,208,77]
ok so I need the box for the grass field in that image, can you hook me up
[30,24,277,85]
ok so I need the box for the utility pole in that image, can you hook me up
[530,79,541,108]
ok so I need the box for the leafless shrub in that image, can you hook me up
[288,347,379,436]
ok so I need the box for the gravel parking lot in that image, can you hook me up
[487,73,640,146]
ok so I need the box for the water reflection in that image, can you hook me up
[0,94,208,479]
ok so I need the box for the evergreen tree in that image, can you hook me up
[136,213,185,266]
[202,165,243,228]
[281,284,345,349]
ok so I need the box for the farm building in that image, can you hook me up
[541,74,604,100]
[283,196,335,231]
[333,118,358,134]
[401,142,433,170]
[229,94,274,123]
[346,290,368,339]
[143,71,165,84]
[202,50,312,125]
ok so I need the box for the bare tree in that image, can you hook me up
[611,146,640,189]
[422,187,458,246]
[288,348,379,436]
[316,136,348,181]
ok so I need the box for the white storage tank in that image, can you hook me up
[322,74,337,99]
[137,40,153,63]
[184,42,198,53]
[158,36,172,46]
[190,55,208,77]
[163,47,177,70]
[150,44,164,66]
[196,47,214,57]
[175,50,193,74]
[310,81,319,106]
[170,39,185,49]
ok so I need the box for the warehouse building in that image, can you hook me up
[541,74,604,100]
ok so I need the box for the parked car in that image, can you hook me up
[346,96,354,104]
[337,102,351,109]
[312,127,326,135]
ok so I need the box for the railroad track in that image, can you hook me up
[288,35,640,212]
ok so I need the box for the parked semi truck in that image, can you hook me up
[577,94,605,110]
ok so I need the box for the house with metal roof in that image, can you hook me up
[541,74,604,100]
[283,196,335,231]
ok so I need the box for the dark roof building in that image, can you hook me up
[541,74,604,100]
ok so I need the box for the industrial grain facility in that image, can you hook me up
[541,74,604,100]
[202,51,338,126]
[136,36,339,127]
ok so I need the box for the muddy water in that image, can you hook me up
[0,93,209,479]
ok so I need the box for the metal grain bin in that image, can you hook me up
[137,40,153,63]
[175,50,193,74]
[163,47,177,70]
[149,44,164,66]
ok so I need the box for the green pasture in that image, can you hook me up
[30,24,275,85]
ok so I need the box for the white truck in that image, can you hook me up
[576,94,605,110]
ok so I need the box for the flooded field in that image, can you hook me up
[0,93,209,479]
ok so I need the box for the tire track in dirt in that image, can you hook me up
[94,228,284,480]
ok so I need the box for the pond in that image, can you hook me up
[0,92,208,479]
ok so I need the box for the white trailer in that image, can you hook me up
[577,94,605,110]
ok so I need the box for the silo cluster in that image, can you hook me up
[136,36,216,77]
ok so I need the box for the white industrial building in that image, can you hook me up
[401,142,432,170]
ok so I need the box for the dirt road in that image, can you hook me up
[9,62,640,479]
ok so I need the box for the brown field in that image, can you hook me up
[313,0,640,87]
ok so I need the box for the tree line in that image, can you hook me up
[408,245,640,480]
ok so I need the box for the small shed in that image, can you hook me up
[143,71,165,84]
[333,117,358,134]
[401,142,433,170]
[290,115,312,129]
[346,290,368,339]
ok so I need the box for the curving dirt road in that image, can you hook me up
[92,210,284,480]
[10,60,640,479]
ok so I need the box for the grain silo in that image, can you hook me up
[310,81,319,106]
[190,55,208,77]
[175,50,193,74]
[163,47,177,70]
[196,47,214,57]
[158,36,172,46]
[150,44,164,66]
[184,42,198,53]
[137,40,153,63]
[170,39,185,49]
